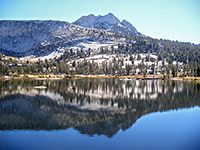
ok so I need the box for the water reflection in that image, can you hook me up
[0,79,200,137]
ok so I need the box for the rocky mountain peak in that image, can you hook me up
[73,14,96,27]
[121,19,137,31]
[73,13,139,35]
[98,13,120,25]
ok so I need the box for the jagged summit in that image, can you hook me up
[73,13,139,35]
[74,14,97,28]
[97,13,120,25]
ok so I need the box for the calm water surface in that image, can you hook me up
[0,79,200,150]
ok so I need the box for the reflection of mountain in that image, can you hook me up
[0,79,200,137]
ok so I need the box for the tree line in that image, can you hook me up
[0,35,200,77]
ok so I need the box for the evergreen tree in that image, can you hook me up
[172,66,177,77]
[197,66,200,77]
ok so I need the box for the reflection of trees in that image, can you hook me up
[0,79,200,137]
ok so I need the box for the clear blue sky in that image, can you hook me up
[0,0,200,44]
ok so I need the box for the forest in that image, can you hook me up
[0,35,200,77]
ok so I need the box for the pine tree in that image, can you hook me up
[172,66,177,77]
[197,66,200,77]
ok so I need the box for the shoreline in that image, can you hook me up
[0,74,200,82]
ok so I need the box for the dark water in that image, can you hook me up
[0,79,200,150]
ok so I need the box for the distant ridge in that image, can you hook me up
[73,13,139,35]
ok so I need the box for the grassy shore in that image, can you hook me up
[0,74,200,82]
[0,74,164,79]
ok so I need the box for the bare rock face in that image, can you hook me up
[73,13,139,35]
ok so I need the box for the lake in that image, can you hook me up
[0,79,200,150]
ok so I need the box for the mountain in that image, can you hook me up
[0,20,131,58]
[74,13,121,28]
[0,14,199,61]
[73,13,139,35]
[0,13,140,58]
